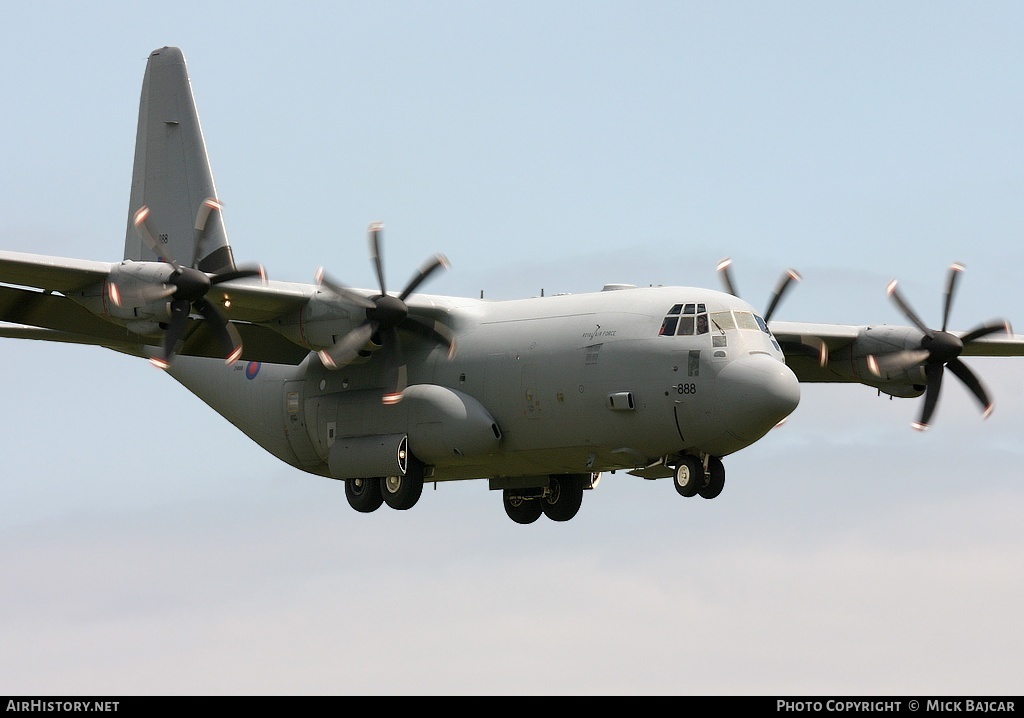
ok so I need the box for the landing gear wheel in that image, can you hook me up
[699,457,725,499]
[541,474,585,522]
[381,457,425,510]
[673,456,704,498]
[345,477,383,513]
[503,490,543,524]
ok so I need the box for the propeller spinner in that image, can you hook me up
[874,263,1010,430]
[127,202,263,369]
[316,223,456,404]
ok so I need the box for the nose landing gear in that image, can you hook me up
[673,454,725,500]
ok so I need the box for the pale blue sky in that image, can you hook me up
[1,1,1023,695]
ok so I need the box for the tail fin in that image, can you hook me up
[123,47,236,273]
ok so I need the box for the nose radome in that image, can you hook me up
[715,354,801,442]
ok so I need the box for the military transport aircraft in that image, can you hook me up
[3,48,1024,524]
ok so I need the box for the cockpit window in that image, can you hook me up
[734,311,760,331]
[710,311,735,331]
[660,304,710,337]
[754,314,770,334]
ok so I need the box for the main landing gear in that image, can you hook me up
[344,457,426,513]
[673,455,725,500]
[503,474,587,524]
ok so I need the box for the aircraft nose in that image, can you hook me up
[715,354,801,442]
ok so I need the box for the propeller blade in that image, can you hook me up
[941,262,965,332]
[402,314,458,358]
[960,320,1011,345]
[763,269,801,323]
[380,328,407,404]
[912,363,945,431]
[210,265,264,285]
[368,222,386,295]
[716,258,739,297]
[318,321,375,370]
[193,197,223,232]
[315,268,377,310]
[398,254,450,301]
[133,206,180,270]
[807,337,829,368]
[946,357,993,418]
[870,349,932,375]
[194,297,243,363]
[886,280,933,337]
[151,298,192,369]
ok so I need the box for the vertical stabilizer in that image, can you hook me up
[123,47,235,273]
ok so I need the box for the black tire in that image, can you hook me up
[503,490,543,524]
[673,455,704,498]
[345,477,383,513]
[381,457,425,510]
[541,474,584,522]
[699,457,725,499]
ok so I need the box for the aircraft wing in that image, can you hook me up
[772,319,1024,383]
[0,251,313,364]
[0,250,113,292]
[770,321,860,383]
[0,284,138,343]
[212,277,315,323]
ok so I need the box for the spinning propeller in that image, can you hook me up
[874,263,1010,431]
[123,201,263,369]
[315,222,456,404]
[716,257,802,324]
[717,257,828,366]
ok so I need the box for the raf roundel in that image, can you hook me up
[245,361,261,380]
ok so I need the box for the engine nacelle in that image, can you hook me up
[68,261,176,325]
[268,291,364,351]
[830,325,928,398]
